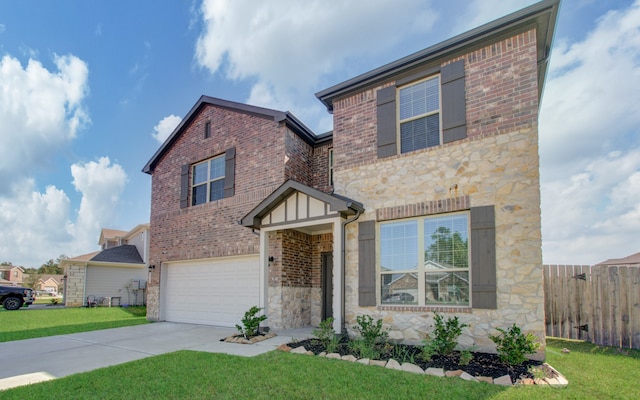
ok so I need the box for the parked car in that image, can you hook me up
[0,286,35,310]
[382,292,415,303]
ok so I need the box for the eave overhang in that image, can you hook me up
[315,0,560,112]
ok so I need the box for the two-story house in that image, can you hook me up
[62,224,150,306]
[143,0,559,357]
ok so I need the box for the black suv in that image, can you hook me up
[0,286,36,310]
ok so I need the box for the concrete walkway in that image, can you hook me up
[0,322,313,391]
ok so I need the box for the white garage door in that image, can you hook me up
[163,256,260,327]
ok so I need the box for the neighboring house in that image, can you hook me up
[62,224,150,306]
[0,266,25,286]
[595,252,640,268]
[143,0,559,357]
[36,275,64,294]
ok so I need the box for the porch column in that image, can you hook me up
[259,229,267,320]
[332,220,344,333]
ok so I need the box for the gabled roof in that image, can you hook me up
[596,252,640,267]
[99,228,128,245]
[90,245,144,264]
[316,0,560,112]
[143,96,318,174]
[66,251,101,262]
[240,180,364,229]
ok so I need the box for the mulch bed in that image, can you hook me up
[288,338,543,383]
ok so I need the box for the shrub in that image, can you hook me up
[422,312,468,357]
[313,318,340,353]
[235,306,267,339]
[353,315,388,347]
[348,339,381,360]
[489,324,540,365]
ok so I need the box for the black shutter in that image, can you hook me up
[441,59,467,144]
[376,86,397,158]
[179,164,190,209]
[471,205,497,309]
[223,147,236,198]
[358,220,376,306]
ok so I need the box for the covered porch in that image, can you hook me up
[241,180,363,333]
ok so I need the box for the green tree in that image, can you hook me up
[425,227,468,268]
[38,255,67,275]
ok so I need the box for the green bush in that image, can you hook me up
[235,306,267,339]
[422,312,468,358]
[353,315,388,347]
[313,318,340,353]
[489,323,540,365]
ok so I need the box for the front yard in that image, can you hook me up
[2,337,639,399]
[0,306,148,342]
[1,308,638,398]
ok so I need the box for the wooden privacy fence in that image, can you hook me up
[543,264,640,349]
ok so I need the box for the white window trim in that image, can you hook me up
[377,211,471,307]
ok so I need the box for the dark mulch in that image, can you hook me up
[288,338,542,383]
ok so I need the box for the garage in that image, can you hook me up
[162,255,260,327]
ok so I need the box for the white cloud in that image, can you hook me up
[0,53,90,194]
[195,0,439,131]
[540,1,640,264]
[0,158,127,267]
[70,157,128,252]
[152,114,182,144]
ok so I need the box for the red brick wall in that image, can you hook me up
[148,104,292,285]
[331,29,539,173]
[284,129,312,186]
[311,141,333,194]
[268,230,313,288]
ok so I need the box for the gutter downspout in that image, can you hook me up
[340,209,362,333]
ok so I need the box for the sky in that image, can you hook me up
[0,0,638,268]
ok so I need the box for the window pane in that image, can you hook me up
[192,163,208,185]
[192,184,207,206]
[210,156,225,180]
[424,214,469,269]
[399,76,439,121]
[209,179,224,201]
[400,114,440,153]
[380,221,418,271]
[381,273,418,305]
[425,271,469,306]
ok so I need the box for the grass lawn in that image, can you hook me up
[2,337,638,399]
[0,307,148,342]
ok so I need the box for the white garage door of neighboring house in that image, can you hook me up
[85,266,148,304]
[163,256,260,327]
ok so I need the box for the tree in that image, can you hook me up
[425,226,468,268]
[37,255,67,275]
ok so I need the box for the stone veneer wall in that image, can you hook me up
[332,29,544,358]
[64,264,85,307]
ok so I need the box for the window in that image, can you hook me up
[191,155,225,206]
[379,213,469,306]
[398,76,441,154]
[204,121,211,138]
[328,148,334,186]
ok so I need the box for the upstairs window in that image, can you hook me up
[192,155,225,206]
[398,76,441,154]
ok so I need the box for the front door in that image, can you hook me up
[321,252,333,321]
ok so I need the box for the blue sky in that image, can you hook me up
[1,0,638,268]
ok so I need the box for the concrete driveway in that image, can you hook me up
[0,322,309,391]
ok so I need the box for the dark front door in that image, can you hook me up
[321,252,333,321]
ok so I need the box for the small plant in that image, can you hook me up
[235,306,267,339]
[422,312,468,357]
[49,298,59,305]
[348,339,381,360]
[528,365,552,380]
[392,345,416,364]
[459,349,473,365]
[489,323,540,366]
[353,315,388,347]
[313,318,340,353]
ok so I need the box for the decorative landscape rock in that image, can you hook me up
[341,355,357,362]
[290,346,308,354]
[385,359,402,370]
[223,332,276,344]
[494,375,513,386]
[401,363,425,374]
[425,368,445,377]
